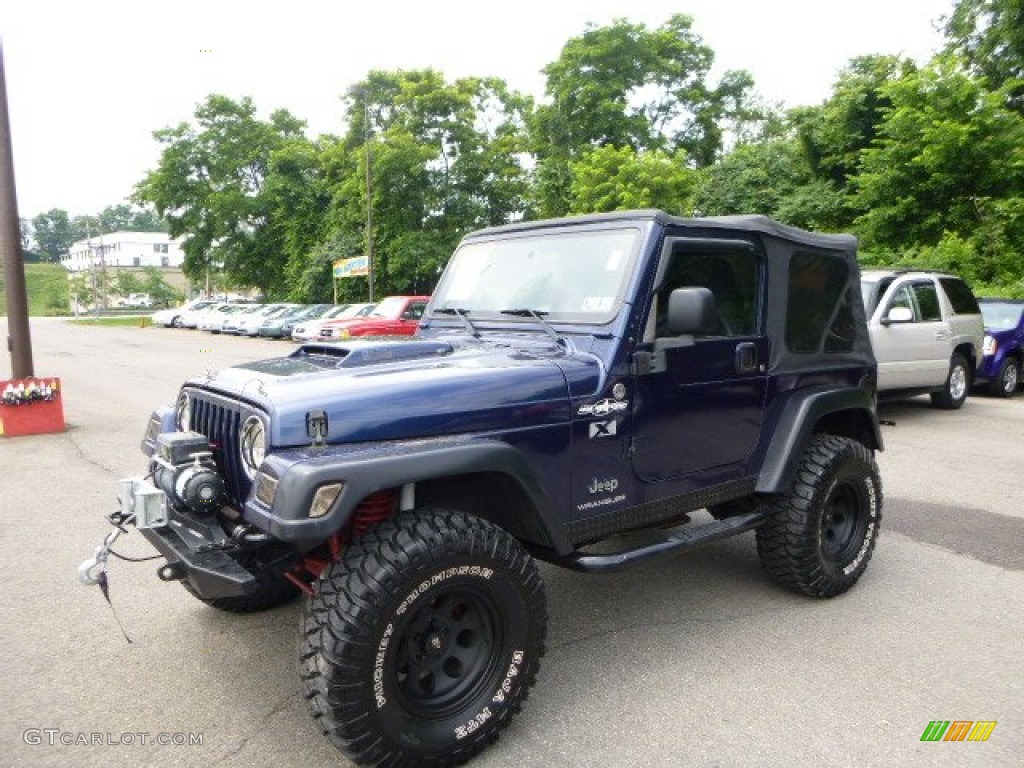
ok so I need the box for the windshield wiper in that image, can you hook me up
[434,307,480,338]
[499,308,563,344]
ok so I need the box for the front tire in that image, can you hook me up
[756,435,882,598]
[931,353,970,409]
[988,358,1020,398]
[300,508,547,767]
[183,573,299,613]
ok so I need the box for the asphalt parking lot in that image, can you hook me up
[2,317,1022,768]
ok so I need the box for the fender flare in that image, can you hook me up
[755,386,883,494]
[246,438,571,552]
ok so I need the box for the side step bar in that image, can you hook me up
[551,510,770,573]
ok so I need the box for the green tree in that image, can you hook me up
[853,57,1024,252]
[97,203,168,233]
[531,15,759,216]
[567,145,696,214]
[329,71,531,298]
[266,137,334,300]
[946,0,1024,109]
[135,94,306,297]
[141,267,184,308]
[112,270,146,297]
[290,231,364,304]
[67,273,94,311]
[31,209,76,262]
[696,138,808,212]
[792,56,917,187]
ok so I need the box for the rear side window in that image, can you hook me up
[911,283,941,321]
[786,252,855,353]
[939,278,980,314]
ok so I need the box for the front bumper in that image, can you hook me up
[138,509,261,599]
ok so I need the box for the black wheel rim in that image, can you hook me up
[393,587,502,718]
[820,482,867,564]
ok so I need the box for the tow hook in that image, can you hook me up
[157,563,186,581]
[78,525,124,586]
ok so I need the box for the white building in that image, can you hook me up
[62,231,185,272]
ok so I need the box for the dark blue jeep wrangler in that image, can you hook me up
[87,210,883,767]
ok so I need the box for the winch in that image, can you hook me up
[152,431,225,514]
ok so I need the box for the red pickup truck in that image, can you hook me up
[319,295,430,340]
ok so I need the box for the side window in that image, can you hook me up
[939,277,980,314]
[786,251,856,353]
[911,283,941,321]
[404,301,427,320]
[654,249,760,338]
[887,286,915,317]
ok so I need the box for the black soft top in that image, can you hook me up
[465,209,858,253]
[465,209,872,375]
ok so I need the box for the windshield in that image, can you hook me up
[370,297,408,319]
[431,227,642,324]
[980,302,1023,330]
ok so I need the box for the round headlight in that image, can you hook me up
[175,393,192,431]
[240,416,267,477]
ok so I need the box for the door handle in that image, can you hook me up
[735,342,758,374]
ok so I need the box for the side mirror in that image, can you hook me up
[667,287,717,335]
[881,306,913,325]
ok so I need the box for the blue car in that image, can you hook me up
[977,298,1024,397]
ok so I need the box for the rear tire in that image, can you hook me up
[930,353,969,409]
[300,508,547,767]
[756,435,882,598]
[988,358,1019,398]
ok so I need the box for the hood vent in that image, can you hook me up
[291,340,453,369]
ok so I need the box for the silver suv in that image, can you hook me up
[861,270,984,409]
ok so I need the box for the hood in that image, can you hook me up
[985,325,1021,342]
[186,336,600,447]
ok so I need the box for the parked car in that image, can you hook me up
[222,304,266,335]
[319,296,429,340]
[235,304,298,337]
[119,293,153,308]
[259,304,331,339]
[290,303,376,342]
[975,298,1024,397]
[861,269,984,409]
[151,298,216,328]
[197,303,251,333]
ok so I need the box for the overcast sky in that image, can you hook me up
[5,0,954,220]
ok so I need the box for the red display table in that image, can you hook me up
[0,378,66,437]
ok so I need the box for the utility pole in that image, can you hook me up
[364,98,374,302]
[84,218,100,318]
[0,40,33,378]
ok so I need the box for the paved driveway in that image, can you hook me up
[2,318,1021,767]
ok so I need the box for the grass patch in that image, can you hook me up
[68,315,152,327]
[0,263,71,316]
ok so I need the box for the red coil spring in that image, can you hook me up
[285,489,397,596]
[351,490,397,536]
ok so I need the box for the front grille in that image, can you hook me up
[188,394,250,506]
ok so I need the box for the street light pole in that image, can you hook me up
[0,40,34,378]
